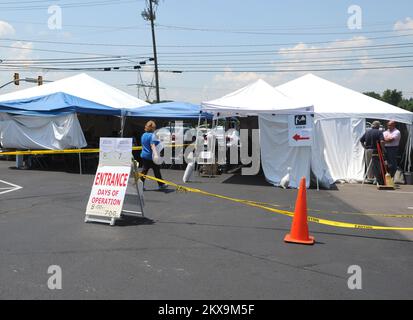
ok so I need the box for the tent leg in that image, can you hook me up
[194,112,202,174]
[16,155,24,169]
[79,151,82,175]
[120,115,126,138]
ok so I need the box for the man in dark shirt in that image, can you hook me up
[360,121,385,185]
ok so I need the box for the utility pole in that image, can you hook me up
[142,0,160,103]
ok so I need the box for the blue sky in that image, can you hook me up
[0,0,412,102]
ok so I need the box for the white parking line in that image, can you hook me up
[122,210,141,215]
[0,180,23,195]
[387,191,413,194]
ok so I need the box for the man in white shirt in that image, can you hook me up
[383,120,401,177]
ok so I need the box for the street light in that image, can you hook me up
[1,74,50,89]
[14,73,19,85]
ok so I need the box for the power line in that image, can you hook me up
[151,19,400,32]
[159,59,413,70]
[154,42,413,55]
[161,65,413,73]
[158,51,413,63]
[3,41,412,59]
[5,52,413,67]
[1,55,147,62]
[1,18,146,31]
[0,0,142,11]
[158,54,413,67]
[0,0,57,4]
[2,60,413,73]
[1,32,413,49]
[156,23,413,36]
[0,43,151,57]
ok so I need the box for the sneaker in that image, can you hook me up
[158,184,168,190]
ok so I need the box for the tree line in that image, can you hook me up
[364,89,413,112]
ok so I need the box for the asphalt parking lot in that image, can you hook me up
[1,160,413,300]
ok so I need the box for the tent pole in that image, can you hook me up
[78,150,82,175]
[403,129,409,172]
[120,114,126,138]
[194,112,202,173]
[407,132,410,172]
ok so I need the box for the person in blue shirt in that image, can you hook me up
[140,120,167,190]
[360,121,385,185]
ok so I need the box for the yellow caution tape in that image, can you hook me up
[0,148,102,156]
[0,147,141,156]
[242,200,413,219]
[0,143,191,156]
[137,173,413,231]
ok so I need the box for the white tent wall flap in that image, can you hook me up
[259,114,311,189]
[312,118,365,183]
[310,122,335,188]
[405,124,413,172]
[0,113,87,150]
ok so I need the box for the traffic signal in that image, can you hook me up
[14,73,19,85]
[37,76,43,86]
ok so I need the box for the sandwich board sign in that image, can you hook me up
[85,138,144,226]
[288,114,313,147]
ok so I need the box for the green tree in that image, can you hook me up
[398,98,413,112]
[363,91,382,100]
[381,89,403,106]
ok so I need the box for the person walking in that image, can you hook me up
[140,120,167,190]
[383,120,401,177]
[360,121,385,185]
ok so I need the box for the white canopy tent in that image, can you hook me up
[276,74,413,183]
[201,79,315,188]
[201,76,413,188]
[0,73,149,110]
[202,79,313,116]
[276,74,413,123]
[0,73,149,150]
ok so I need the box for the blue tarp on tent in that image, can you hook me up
[126,101,212,119]
[0,95,211,119]
[0,92,121,116]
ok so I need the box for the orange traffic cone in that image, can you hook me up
[284,177,315,245]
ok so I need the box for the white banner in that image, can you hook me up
[99,137,133,167]
[85,166,131,218]
[85,138,132,219]
[288,114,313,147]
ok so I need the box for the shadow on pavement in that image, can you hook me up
[222,173,272,187]
[116,216,155,227]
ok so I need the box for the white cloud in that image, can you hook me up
[212,67,286,91]
[0,20,15,37]
[10,41,34,61]
[207,35,413,100]
[394,17,413,31]
[211,37,373,90]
